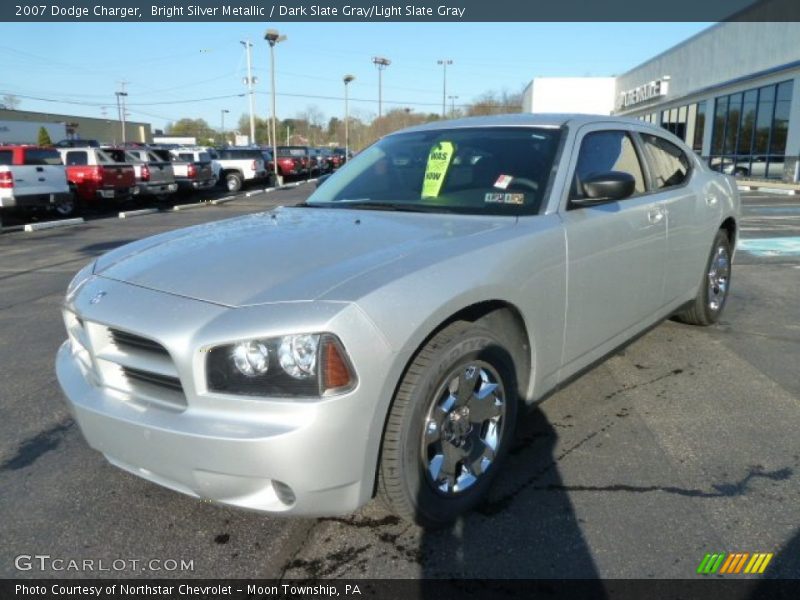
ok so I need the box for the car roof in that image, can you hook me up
[398,113,658,134]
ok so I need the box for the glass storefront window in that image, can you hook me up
[709,80,793,180]
[693,101,706,154]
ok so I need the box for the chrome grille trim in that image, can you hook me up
[109,328,170,355]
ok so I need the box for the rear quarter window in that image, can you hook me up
[640,134,691,189]
[23,149,63,166]
[65,151,88,166]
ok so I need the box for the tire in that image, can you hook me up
[675,229,732,326]
[225,172,243,193]
[54,191,77,218]
[378,321,519,527]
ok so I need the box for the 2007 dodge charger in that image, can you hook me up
[56,114,740,526]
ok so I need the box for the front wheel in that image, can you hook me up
[675,229,732,326]
[378,322,519,527]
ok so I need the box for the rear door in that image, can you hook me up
[636,132,705,303]
[560,126,667,368]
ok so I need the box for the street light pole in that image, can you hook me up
[265,29,287,184]
[437,59,453,118]
[220,109,229,145]
[372,56,391,120]
[343,74,354,160]
[240,40,257,146]
[115,82,128,144]
[448,95,459,118]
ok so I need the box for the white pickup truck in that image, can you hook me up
[0,145,72,226]
[210,147,270,192]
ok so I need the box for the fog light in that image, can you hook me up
[273,480,296,506]
[278,334,319,379]
[231,341,269,376]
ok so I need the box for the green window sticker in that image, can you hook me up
[421,141,455,198]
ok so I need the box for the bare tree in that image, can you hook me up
[2,94,21,110]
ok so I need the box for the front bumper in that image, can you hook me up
[55,278,391,516]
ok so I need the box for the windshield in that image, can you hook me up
[306,127,562,215]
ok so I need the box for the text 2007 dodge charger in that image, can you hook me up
[57,114,740,526]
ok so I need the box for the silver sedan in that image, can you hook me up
[56,114,740,527]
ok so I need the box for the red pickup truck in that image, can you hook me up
[56,147,137,206]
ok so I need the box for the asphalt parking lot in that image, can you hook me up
[1,189,798,579]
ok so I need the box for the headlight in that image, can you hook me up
[66,261,95,301]
[206,333,356,398]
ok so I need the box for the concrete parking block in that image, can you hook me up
[172,202,207,211]
[210,196,237,205]
[119,208,159,219]
[245,190,264,197]
[23,218,84,232]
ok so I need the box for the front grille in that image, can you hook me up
[121,366,183,393]
[109,328,169,355]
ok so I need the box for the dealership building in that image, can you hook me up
[523,21,800,181]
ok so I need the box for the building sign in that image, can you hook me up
[617,78,670,109]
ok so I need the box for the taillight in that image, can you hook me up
[0,171,13,189]
[141,164,150,182]
[187,163,197,178]
[251,160,257,171]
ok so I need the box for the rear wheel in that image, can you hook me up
[675,229,732,326]
[225,172,243,193]
[378,322,519,527]
[54,191,77,218]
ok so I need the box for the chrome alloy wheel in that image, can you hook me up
[707,243,731,311]
[421,362,506,495]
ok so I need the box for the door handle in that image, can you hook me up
[647,208,664,224]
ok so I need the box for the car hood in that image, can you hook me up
[94,206,514,307]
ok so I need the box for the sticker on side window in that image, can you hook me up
[421,141,455,198]
[485,192,525,205]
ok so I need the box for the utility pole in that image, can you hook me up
[372,56,391,120]
[240,40,257,145]
[437,59,453,118]
[115,81,128,144]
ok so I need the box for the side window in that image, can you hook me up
[640,134,691,189]
[570,130,645,201]
[65,151,88,166]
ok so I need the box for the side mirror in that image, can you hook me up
[316,173,331,188]
[575,171,636,205]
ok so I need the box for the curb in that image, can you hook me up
[119,208,159,219]
[172,202,207,211]
[23,218,85,232]
[739,185,799,195]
